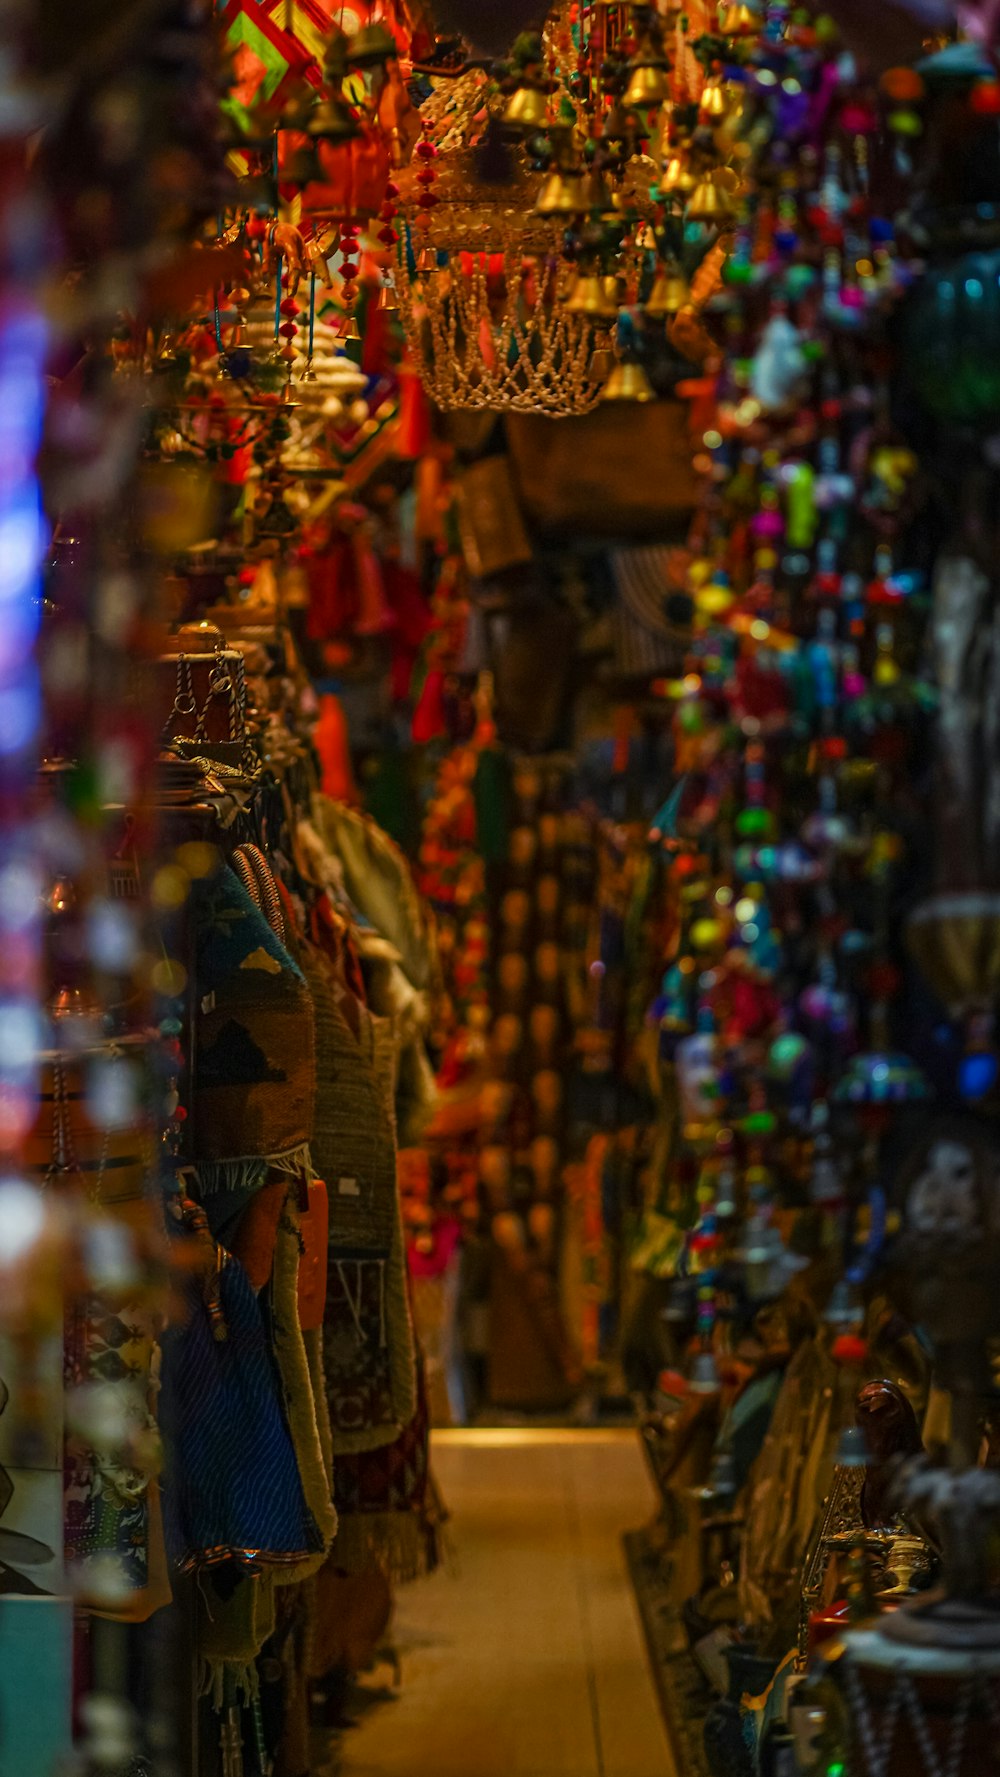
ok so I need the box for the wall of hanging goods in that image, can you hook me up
[11,0,1000,1769]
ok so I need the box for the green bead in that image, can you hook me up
[735,807,773,838]
[742,1109,777,1134]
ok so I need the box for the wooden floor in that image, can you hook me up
[338,1428,676,1777]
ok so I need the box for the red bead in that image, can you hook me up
[278,321,297,338]
[417,166,436,185]
[385,181,400,200]
[280,297,299,316]
[378,225,398,244]
[971,79,1000,114]
[416,140,438,159]
[417,191,438,208]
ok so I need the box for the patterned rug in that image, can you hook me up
[622,1525,713,1777]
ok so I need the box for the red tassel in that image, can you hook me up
[352,533,391,635]
[315,692,357,802]
[397,356,431,459]
[412,668,447,743]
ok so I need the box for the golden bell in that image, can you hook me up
[345,21,396,68]
[535,169,588,217]
[376,282,399,313]
[503,82,549,132]
[719,0,761,33]
[685,173,736,222]
[341,314,361,341]
[661,151,695,194]
[624,61,671,108]
[416,247,437,273]
[698,77,733,121]
[564,273,619,320]
[579,166,616,214]
[306,92,362,145]
[588,347,614,380]
[644,264,690,316]
[601,359,656,403]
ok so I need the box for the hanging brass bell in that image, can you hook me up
[416,247,437,273]
[535,169,588,216]
[719,0,761,34]
[503,82,549,132]
[661,152,695,195]
[602,102,633,147]
[685,173,736,222]
[376,282,399,313]
[564,274,619,320]
[341,314,361,341]
[306,92,362,145]
[579,166,616,214]
[698,77,733,122]
[345,21,396,69]
[601,359,656,403]
[588,346,614,380]
[644,263,690,316]
[624,60,671,108]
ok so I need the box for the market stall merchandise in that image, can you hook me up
[9,0,1000,1770]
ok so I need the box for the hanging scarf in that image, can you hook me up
[158,1201,319,1577]
[331,1353,443,1585]
[307,947,417,1452]
[191,863,315,1183]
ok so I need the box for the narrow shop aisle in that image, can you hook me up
[338,1428,675,1777]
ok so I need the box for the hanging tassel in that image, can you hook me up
[315,692,357,802]
[352,531,391,635]
[397,355,432,459]
[412,668,447,743]
[414,455,443,542]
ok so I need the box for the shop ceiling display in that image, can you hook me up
[393,0,754,413]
